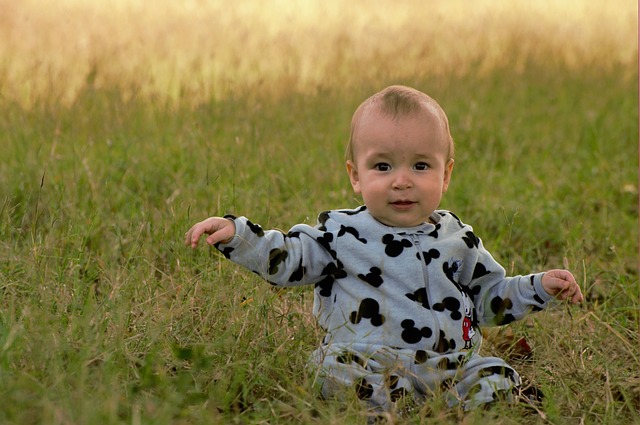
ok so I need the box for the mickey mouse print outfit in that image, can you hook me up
[216,206,553,410]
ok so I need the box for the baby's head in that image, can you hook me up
[345,85,455,227]
[346,85,454,163]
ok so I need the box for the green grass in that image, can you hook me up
[0,62,638,424]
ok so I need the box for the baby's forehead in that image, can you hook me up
[359,102,446,131]
[368,94,443,118]
[351,103,451,156]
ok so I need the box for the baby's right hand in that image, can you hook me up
[184,217,236,248]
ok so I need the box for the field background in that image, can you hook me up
[0,0,638,424]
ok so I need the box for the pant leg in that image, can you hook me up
[408,351,520,411]
[310,345,414,412]
[311,346,520,412]
[447,355,521,410]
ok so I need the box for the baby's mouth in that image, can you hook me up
[391,200,415,208]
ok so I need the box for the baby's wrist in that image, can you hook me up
[534,272,554,302]
[220,216,237,244]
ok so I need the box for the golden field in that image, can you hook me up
[0,0,636,107]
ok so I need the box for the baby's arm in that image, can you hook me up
[467,237,582,326]
[184,215,336,287]
[541,269,584,304]
[184,217,236,248]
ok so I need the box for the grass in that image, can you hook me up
[0,0,638,424]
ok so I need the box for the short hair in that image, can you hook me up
[346,85,455,162]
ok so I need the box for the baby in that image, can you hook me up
[184,85,583,412]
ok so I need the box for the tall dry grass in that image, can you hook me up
[0,0,636,107]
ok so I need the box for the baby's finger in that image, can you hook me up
[559,287,572,301]
[559,281,583,304]
[206,234,220,245]
[183,228,193,246]
[186,226,204,248]
[571,285,584,304]
[550,277,570,293]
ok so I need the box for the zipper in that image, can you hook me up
[409,234,441,350]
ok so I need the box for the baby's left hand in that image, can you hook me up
[541,269,584,304]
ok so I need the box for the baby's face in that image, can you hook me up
[346,107,453,227]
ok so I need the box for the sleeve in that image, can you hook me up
[466,238,554,327]
[214,215,336,287]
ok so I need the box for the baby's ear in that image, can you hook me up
[346,160,361,194]
[442,159,454,192]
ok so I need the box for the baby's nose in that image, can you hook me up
[392,172,413,189]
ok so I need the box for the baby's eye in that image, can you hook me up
[374,163,391,172]
[414,162,429,171]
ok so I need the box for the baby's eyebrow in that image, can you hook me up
[411,151,435,159]
[365,152,393,161]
